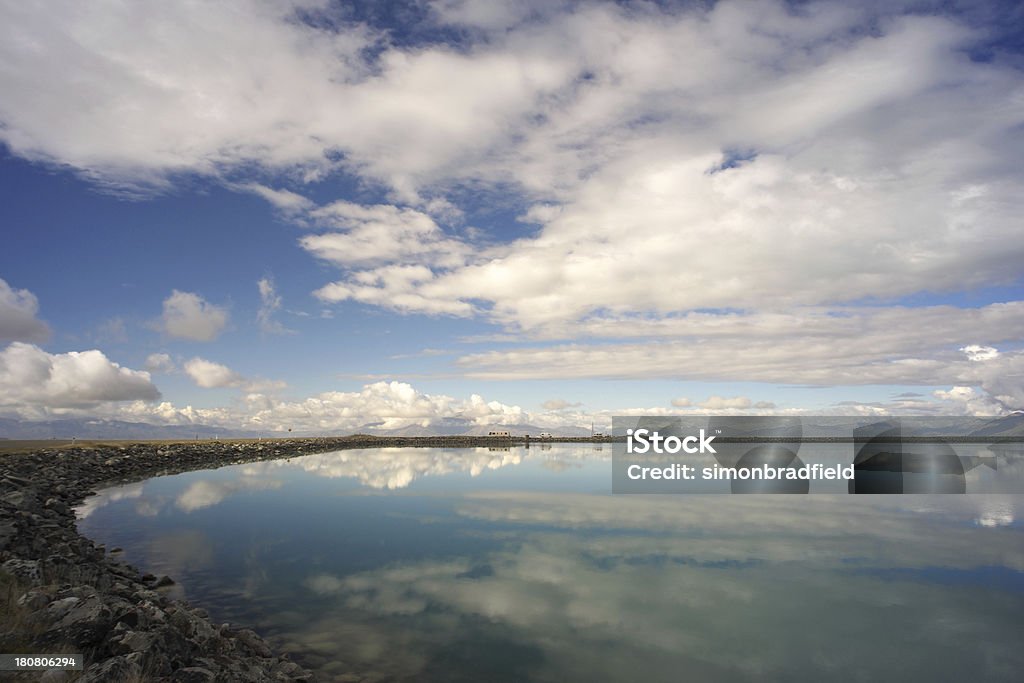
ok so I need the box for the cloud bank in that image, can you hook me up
[1,0,1021,413]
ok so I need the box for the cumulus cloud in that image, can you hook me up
[303,202,476,315]
[183,357,244,389]
[0,278,49,342]
[83,380,526,434]
[246,381,523,432]
[0,342,159,414]
[962,345,999,362]
[931,386,1009,417]
[158,290,228,342]
[304,202,470,267]
[144,352,176,374]
[314,264,474,316]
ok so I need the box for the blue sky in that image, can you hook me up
[0,0,1022,434]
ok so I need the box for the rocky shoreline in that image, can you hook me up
[0,435,594,681]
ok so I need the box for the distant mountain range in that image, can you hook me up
[365,419,591,438]
[0,417,255,441]
[0,416,592,440]
[4,414,1019,441]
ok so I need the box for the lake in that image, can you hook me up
[76,445,1024,682]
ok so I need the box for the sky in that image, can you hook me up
[0,0,1022,434]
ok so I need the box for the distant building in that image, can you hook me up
[488,430,512,438]
[539,432,553,439]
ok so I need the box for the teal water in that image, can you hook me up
[77,445,1024,682]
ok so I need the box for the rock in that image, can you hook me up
[111,629,156,653]
[0,519,17,551]
[2,490,36,509]
[79,655,140,683]
[276,660,318,681]
[3,473,33,487]
[42,596,81,621]
[172,667,217,682]
[2,558,41,582]
[47,595,114,646]
[17,587,52,610]
[113,606,141,628]
[234,628,273,658]
[154,574,175,587]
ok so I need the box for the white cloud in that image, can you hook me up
[697,396,752,410]
[0,342,159,414]
[158,290,228,342]
[0,278,49,342]
[314,264,475,316]
[0,1,375,192]
[455,302,1024,410]
[256,277,294,335]
[962,344,999,362]
[302,202,476,315]
[84,380,526,434]
[931,386,1009,417]
[1,1,1022,411]
[253,7,1021,334]
[183,357,243,389]
[246,381,521,432]
[144,352,176,374]
[236,183,313,213]
[303,202,470,267]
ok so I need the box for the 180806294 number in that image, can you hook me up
[0,654,84,670]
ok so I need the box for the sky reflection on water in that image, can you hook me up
[77,446,1024,682]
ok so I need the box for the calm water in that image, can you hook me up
[77,445,1024,682]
